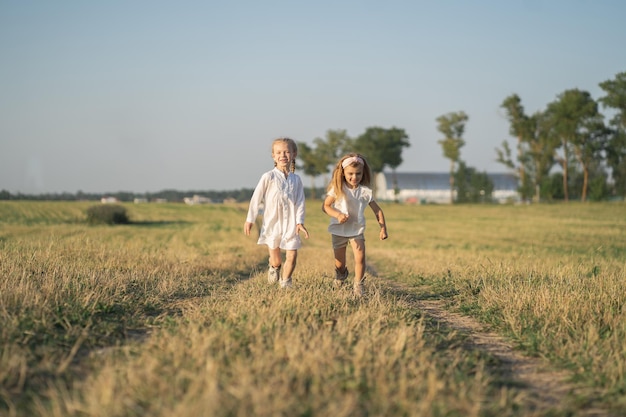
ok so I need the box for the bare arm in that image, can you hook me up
[323,195,348,224]
[244,174,266,235]
[369,201,388,240]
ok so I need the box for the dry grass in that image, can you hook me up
[1,200,624,416]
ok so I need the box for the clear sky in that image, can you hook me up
[1,1,625,194]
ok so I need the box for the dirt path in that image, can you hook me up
[381,279,611,416]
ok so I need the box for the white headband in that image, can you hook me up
[341,156,364,169]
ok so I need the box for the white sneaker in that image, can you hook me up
[279,278,293,289]
[268,265,281,284]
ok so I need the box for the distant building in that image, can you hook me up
[134,198,148,204]
[183,195,212,205]
[100,196,119,204]
[374,172,519,204]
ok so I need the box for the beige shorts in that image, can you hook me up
[331,234,365,249]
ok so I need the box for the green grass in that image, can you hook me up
[1,200,625,416]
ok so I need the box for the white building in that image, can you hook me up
[184,195,212,205]
[375,172,519,204]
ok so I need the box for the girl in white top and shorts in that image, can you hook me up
[322,153,388,296]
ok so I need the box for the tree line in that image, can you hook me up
[2,71,625,203]
[297,70,626,203]
[495,71,626,202]
[0,189,255,204]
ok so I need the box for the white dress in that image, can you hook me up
[327,184,373,237]
[246,167,306,250]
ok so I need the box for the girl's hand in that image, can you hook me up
[379,227,388,240]
[244,222,253,236]
[297,224,310,239]
[337,213,349,224]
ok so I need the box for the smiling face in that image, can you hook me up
[272,141,295,172]
[343,164,363,189]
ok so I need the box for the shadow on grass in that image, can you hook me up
[236,259,271,283]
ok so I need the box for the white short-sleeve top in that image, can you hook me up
[327,184,373,237]
[246,168,306,250]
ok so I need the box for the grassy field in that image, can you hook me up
[1,200,625,416]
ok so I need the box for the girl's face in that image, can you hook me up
[272,142,295,171]
[343,164,363,189]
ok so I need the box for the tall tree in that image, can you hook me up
[353,127,410,200]
[496,101,561,202]
[312,129,351,188]
[437,111,468,203]
[598,71,626,197]
[598,71,626,129]
[572,118,609,201]
[570,157,611,201]
[454,161,494,203]
[500,94,529,192]
[605,130,626,197]
[524,112,559,201]
[545,89,600,201]
[297,142,327,199]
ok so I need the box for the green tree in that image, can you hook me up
[497,98,561,203]
[570,158,610,201]
[315,129,351,173]
[302,129,351,194]
[598,71,626,198]
[297,142,327,199]
[545,89,601,201]
[598,71,626,129]
[542,172,564,201]
[352,127,410,200]
[606,131,626,197]
[524,112,560,202]
[499,94,529,192]
[572,117,609,201]
[454,161,494,203]
[437,111,468,204]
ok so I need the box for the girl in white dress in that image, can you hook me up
[244,138,309,288]
[322,153,388,296]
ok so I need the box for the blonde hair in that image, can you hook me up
[327,153,372,200]
[272,137,297,173]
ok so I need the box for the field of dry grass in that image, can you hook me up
[1,200,624,416]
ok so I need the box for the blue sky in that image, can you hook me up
[1,0,625,194]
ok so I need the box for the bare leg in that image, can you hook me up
[282,249,297,279]
[334,246,347,271]
[351,239,366,283]
[268,247,282,268]
[267,247,283,283]
[331,246,349,286]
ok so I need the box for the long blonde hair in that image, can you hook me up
[327,153,372,200]
[272,137,297,173]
